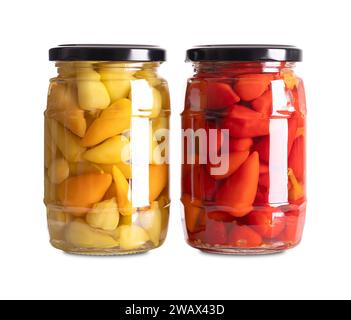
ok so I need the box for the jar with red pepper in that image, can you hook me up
[182,45,306,254]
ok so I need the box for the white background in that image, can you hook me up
[0,0,350,300]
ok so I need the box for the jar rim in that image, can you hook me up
[49,44,166,62]
[186,45,302,62]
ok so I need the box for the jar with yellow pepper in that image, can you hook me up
[45,45,170,255]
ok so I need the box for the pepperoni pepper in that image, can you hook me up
[222,105,269,138]
[205,220,227,245]
[252,89,272,116]
[288,136,305,182]
[206,82,240,110]
[234,74,273,101]
[248,209,286,239]
[182,194,204,233]
[207,151,249,180]
[228,225,263,248]
[216,152,259,217]
[229,137,253,152]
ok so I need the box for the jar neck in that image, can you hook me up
[192,61,296,76]
[55,61,161,78]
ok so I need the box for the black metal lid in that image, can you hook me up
[49,44,166,62]
[186,45,302,62]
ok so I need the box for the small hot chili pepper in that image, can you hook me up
[277,212,306,243]
[228,224,263,248]
[288,168,304,202]
[216,152,259,217]
[206,82,240,110]
[252,89,272,116]
[205,220,227,245]
[288,136,305,182]
[281,69,299,90]
[295,127,305,139]
[292,82,307,123]
[222,105,269,138]
[229,137,253,152]
[248,209,286,239]
[182,194,204,233]
[234,74,273,101]
[207,151,249,180]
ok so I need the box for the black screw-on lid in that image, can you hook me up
[186,45,302,62]
[49,44,166,62]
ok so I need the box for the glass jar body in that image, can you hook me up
[44,61,170,255]
[181,61,306,254]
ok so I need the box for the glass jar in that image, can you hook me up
[182,45,306,254]
[45,45,170,255]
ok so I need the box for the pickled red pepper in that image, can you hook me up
[182,45,306,254]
